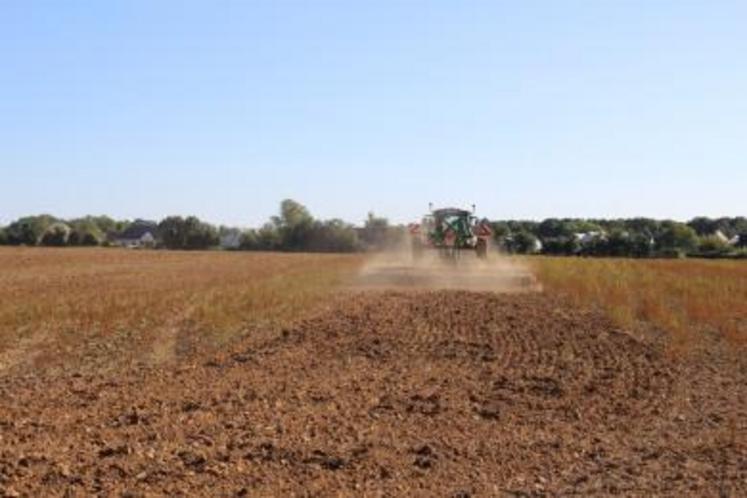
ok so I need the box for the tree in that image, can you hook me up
[657,222,698,254]
[239,229,261,250]
[360,212,404,250]
[541,236,579,255]
[605,229,632,257]
[628,232,654,258]
[687,217,716,236]
[158,216,218,250]
[257,223,282,250]
[0,227,7,245]
[698,235,731,254]
[271,199,314,251]
[6,215,58,245]
[159,216,186,249]
[538,218,570,239]
[625,218,660,237]
[360,212,391,250]
[68,219,104,246]
[40,222,72,246]
[509,231,540,254]
[185,216,219,249]
[308,219,359,252]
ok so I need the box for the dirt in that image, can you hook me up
[1,289,745,497]
[353,251,539,292]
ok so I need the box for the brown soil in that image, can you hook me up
[1,291,745,497]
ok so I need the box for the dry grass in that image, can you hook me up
[0,248,363,368]
[530,257,747,350]
[4,248,744,371]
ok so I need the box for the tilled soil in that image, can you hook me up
[1,291,745,497]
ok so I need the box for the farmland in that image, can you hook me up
[0,248,745,496]
[532,257,747,351]
[0,248,363,374]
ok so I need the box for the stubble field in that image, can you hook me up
[0,248,744,496]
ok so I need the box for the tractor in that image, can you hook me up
[409,204,492,261]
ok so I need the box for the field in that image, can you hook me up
[0,248,745,496]
[0,248,363,373]
[531,257,747,351]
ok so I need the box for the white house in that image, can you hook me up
[713,230,730,244]
[573,231,606,245]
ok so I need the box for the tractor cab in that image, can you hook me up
[427,208,477,247]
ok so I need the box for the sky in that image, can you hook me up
[1,1,745,227]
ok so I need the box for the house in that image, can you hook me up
[530,237,543,254]
[113,220,158,248]
[713,230,730,244]
[220,229,242,250]
[573,231,606,245]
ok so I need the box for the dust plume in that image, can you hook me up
[353,242,539,293]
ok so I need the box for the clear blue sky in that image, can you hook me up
[1,1,745,227]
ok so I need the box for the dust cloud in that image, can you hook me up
[352,244,539,293]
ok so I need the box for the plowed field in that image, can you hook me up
[2,288,745,497]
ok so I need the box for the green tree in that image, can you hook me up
[159,216,187,249]
[687,217,716,236]
[628,232,654,258]
[0,227,7,245]
[657,222,698,254]
[40,222,72,246]
[185,216,219,249]
[360,212,402,250]
[509,231,540,254]
[6,215,58,245]
[698,235,731,254]
[239,229,261,250]
[271,199,314,250]
[308,219,359,252]
[257,223,282,250]
[538,218,571,239]
[158,216,218,250]
[68,219,104,246]
[542,236,579,255]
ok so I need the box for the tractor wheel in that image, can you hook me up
[476,239,488,260]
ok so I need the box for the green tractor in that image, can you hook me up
[409,204,492,260]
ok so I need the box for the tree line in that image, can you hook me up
[1,201,745,258]
[491,217,747,258]
[0,200,401,252]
